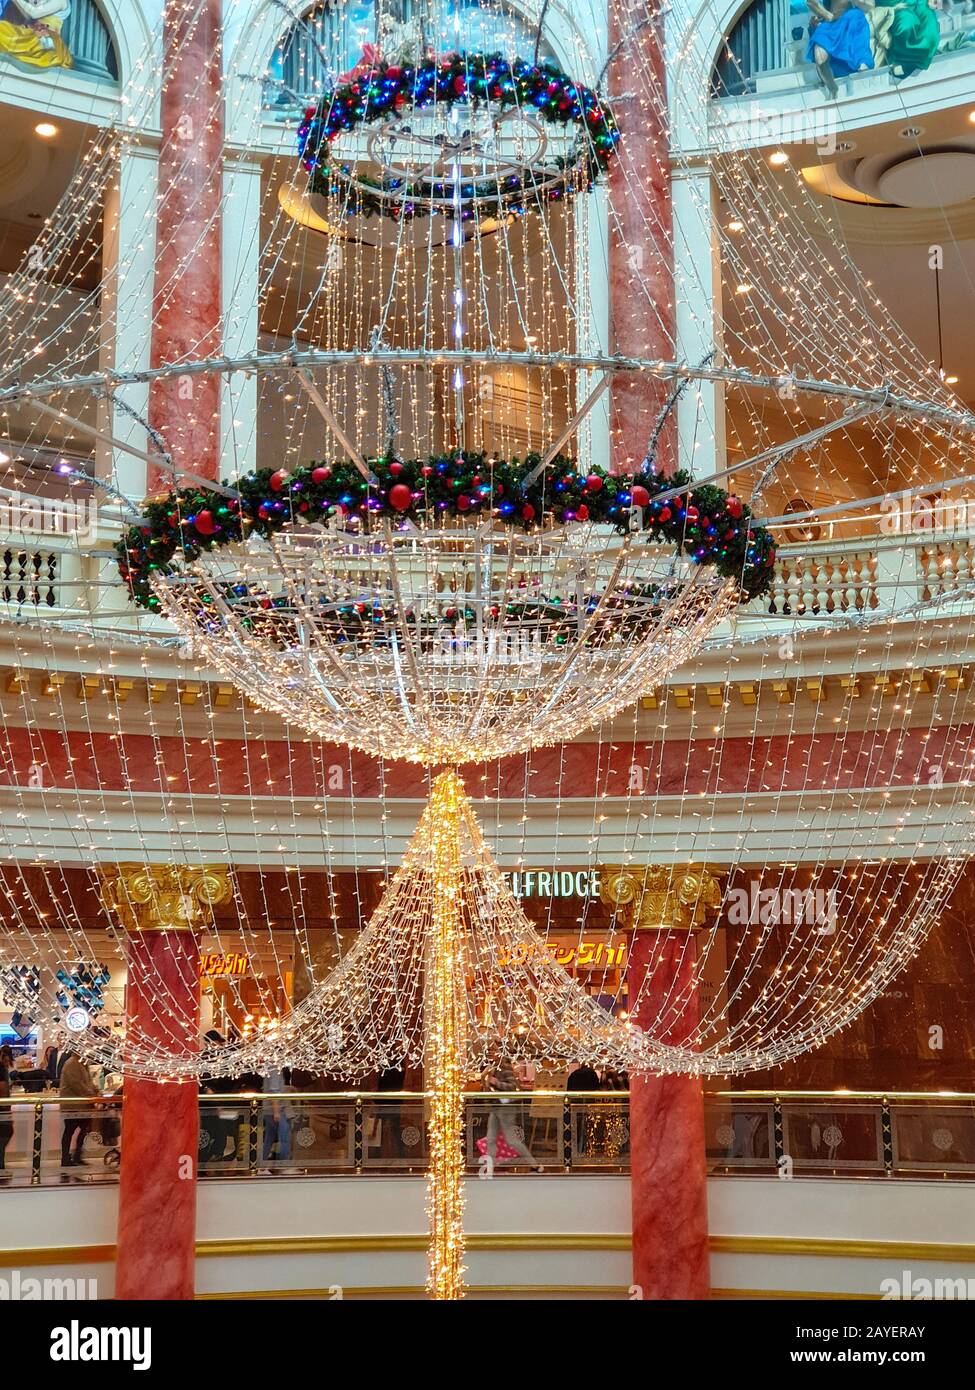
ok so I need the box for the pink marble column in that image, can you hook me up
[115,933,201,1301]
[102,864,232,1301]
[607,0,676,476]
[627,931,710,1299]
[117,4,224,1297]
[147,0,224,495]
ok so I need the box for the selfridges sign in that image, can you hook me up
[503,869,601,900]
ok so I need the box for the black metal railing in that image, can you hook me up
[1,1090,973,1187]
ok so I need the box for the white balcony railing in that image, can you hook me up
[751,529,975,620]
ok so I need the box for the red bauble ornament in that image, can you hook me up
[421,465,433,477]
[453,75,466,95]
[311,466,331,484]
[576,503,589,521]
[685,506,699,524]
[385,66,401,80]
[389,483,413,512]
[585,474,603,492]
[388,461,404,476]
[194,509,216,536]
[658,506,672,522]
[269,470,287,492]
[726,495,743,518]
[457,494,471,511]
[630,485,650,507]
[522,503,536,521]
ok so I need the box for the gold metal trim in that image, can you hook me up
[197,1285,884,1301]
[5,1087,975,1107]
[0,1244,115,1266]
[196,1284,633,1299]
[6,1233,975,1269]
[712,1236,975,1263]
[195,1233,631,1257]
[713,1288,881,1301]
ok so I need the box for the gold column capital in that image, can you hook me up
[98,864,233,933]
[599,864,723,932]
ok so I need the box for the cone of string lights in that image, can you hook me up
[236,764,655,1299]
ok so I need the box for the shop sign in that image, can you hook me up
[504,869,601,899]
[200,952,249,978]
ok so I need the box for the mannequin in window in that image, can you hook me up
[805,0,875,97]
[0,0,72,70]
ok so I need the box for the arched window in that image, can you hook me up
[266,0,375,106]
[265,0,550,110]
[711,0,797,97]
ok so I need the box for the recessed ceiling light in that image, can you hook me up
[945,374,959,385]
[969,111,975,125]
[769,150,789,166]
[735,283,753,294]
[34,122,58,139]
[727,219,744,232]
[0,450,9,465]
[899,125,924,140]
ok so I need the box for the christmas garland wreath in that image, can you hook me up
[297,51,620,222]
[116,453,776,611]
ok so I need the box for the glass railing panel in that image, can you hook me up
[781,1103,885,1172]
[705,1100,775,1171]
[282,1100,357,1171]
[0,1098,121,1186]
[465,1094,569,1171]
[891,1104,975,1174]
[199,1099,254,1174]
[1,1098,44,1184]
[567,1096,630,1169]
[361,1098,428,1170]
[559,1089,628,1167]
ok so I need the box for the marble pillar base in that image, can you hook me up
[628,931,710,1299]
[115,932,199,1301]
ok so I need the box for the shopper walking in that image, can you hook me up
[59,1051,99,1167]
[483,1061,542,1172]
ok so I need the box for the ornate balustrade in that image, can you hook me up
[746,528,975,621]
